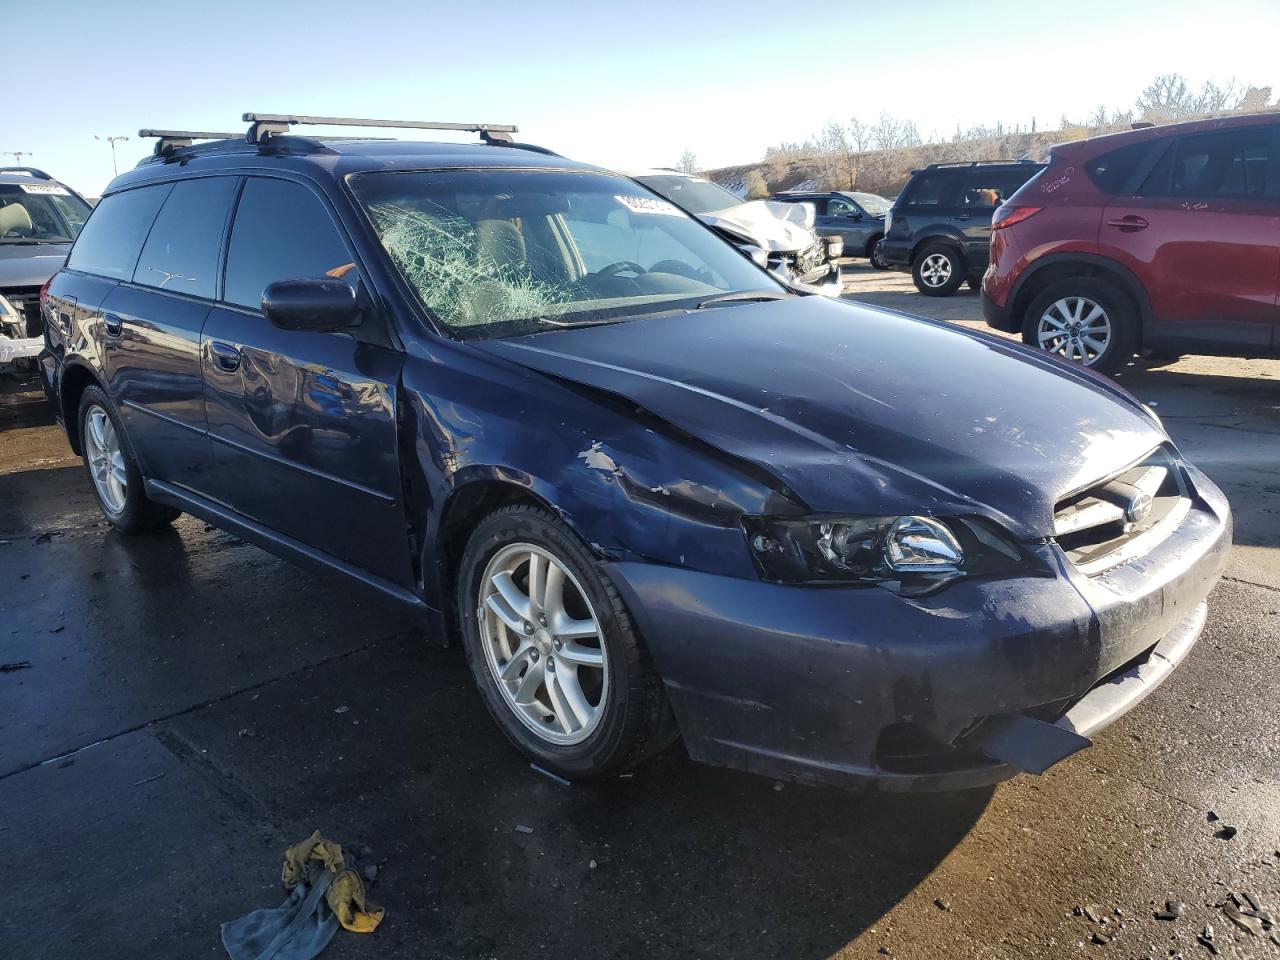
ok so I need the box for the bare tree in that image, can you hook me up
[676,149,699,174]
[870,112,921,151]
[743,169,769,200]
[816,122,859,190]
[1240,86,1275,112]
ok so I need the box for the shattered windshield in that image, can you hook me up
[351,169,776,338]
[0,184,91,244]
[634,174,745,216]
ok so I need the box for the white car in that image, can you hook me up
[628,169,842,296]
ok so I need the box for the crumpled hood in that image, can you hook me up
[472,297,1167,539]
[700,200,818,253]
[0,244,70,288]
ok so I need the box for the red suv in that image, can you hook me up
[982,113,1280,374]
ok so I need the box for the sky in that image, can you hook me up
[6,0,1279,197]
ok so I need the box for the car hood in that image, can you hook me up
[0,244,70,288]
[472,297,1166,539]
[699,200,818,253]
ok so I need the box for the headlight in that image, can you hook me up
[742,514,1023,593]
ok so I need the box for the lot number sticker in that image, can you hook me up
[615,195,682,217]
[19,183,70,195]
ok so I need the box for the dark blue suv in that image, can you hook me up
[39,114,1231,790]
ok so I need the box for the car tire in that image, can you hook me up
[1022,277,1137,375]
[912,243,965,296]
[77,385,180,533]
[868,237,890,270]
[457,504,678,779]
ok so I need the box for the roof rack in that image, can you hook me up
[925,159,1039,169]
[139,129,242,156]
[241,113,518,145]
[0,166,53,180]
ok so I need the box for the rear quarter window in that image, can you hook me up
[66,185,172,280]
[902,170,962,207]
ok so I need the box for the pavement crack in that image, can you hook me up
[0,634,390,782]
[1222,575,1280,594]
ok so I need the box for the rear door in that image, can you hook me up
[96,178,237,494]
[954,166,1039,270]
[200,175,413,587]
[1099,123,1280,353]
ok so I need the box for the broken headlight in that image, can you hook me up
[742,514,1024,593]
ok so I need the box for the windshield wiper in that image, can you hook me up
[0,238,70,245]
[695,290,791,310]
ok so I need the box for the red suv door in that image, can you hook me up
[1097,122,1280,354]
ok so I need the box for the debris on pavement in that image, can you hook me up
[1213,824,1238,841]
[333,705,350,715]
[530,762,571,786]
[514,825,534,835]
[1206,810,1220,822]
[238,728,257,739]
[589,859,598,870]
[132,773,165,787]
[1197,922,1218,955]
[222,830,384,960]
[1224,901,1263,936]
[933,898,951,912]
[1155,900,1186,921]
[1083,904,1107,923]
[0,661,32,673]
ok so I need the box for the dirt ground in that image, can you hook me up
[1,267,1278,959]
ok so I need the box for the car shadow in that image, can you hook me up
[165,630,995,960]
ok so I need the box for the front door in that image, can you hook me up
[818,196,874,252]
[200,176,413,587]
[1098,124,1280,353]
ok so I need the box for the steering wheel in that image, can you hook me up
[596,260,647,278]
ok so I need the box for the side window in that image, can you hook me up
[223,178,356,310]
[133,178,238,299]
[827,197,857,216]
[65,185,171,280]
[1088,141,1161,194]
[1143,127,1272,199]
[961,169,1033,208]
[904,171,953,207]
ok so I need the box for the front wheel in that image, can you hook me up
[457,504,676,778]
[1023,277,1137,375]
[78,386,180,533]
[911,244,965,296]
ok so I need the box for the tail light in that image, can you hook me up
[39,276,52,310]
[991,205,1042,231]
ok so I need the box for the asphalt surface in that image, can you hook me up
[2,264,1278,959]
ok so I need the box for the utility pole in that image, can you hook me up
[3,151,32,165]
[94,135,129,177]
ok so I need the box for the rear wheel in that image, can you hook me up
[78,386,179,533]
[1023,277,1137,375]
[457,504,676,778]
[912,244,965,296]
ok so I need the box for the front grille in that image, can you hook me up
[793,242,824,275]
[1053,446,1189,575]
[1,286,42,337]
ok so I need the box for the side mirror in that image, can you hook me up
[262,278,360,332]
[848,212,863,221]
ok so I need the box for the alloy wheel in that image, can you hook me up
[477,543,608,745]
[84,405,127,515]
[919,252,952,287]
[1037,296,1112,365]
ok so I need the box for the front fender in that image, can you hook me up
[401,342,792,610]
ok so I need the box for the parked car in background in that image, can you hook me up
[879,161,1043,296]
[629,169,842,295]
[1,168,93,374]
[984,113,1280,373]
[771,190,893,268]
[40,116,1230,792]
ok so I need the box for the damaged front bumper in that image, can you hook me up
[606,463,1231,791]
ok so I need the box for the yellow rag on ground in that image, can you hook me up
[282,831,385,934]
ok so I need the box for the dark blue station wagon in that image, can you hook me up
[38,115,1231,790]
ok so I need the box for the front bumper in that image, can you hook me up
[781,260,843,298]
[607,463,1231,791]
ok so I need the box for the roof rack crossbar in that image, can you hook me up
[0,166,52,180]
[139,129,242,156]
[241,113,518,144]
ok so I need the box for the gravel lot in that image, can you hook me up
[1,267,1277,959]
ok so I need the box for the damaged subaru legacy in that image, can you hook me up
[40,115,1231,790]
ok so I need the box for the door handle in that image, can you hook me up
[1106,215,1149,232]
[209,341,241,373]
[103,313,123,337]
